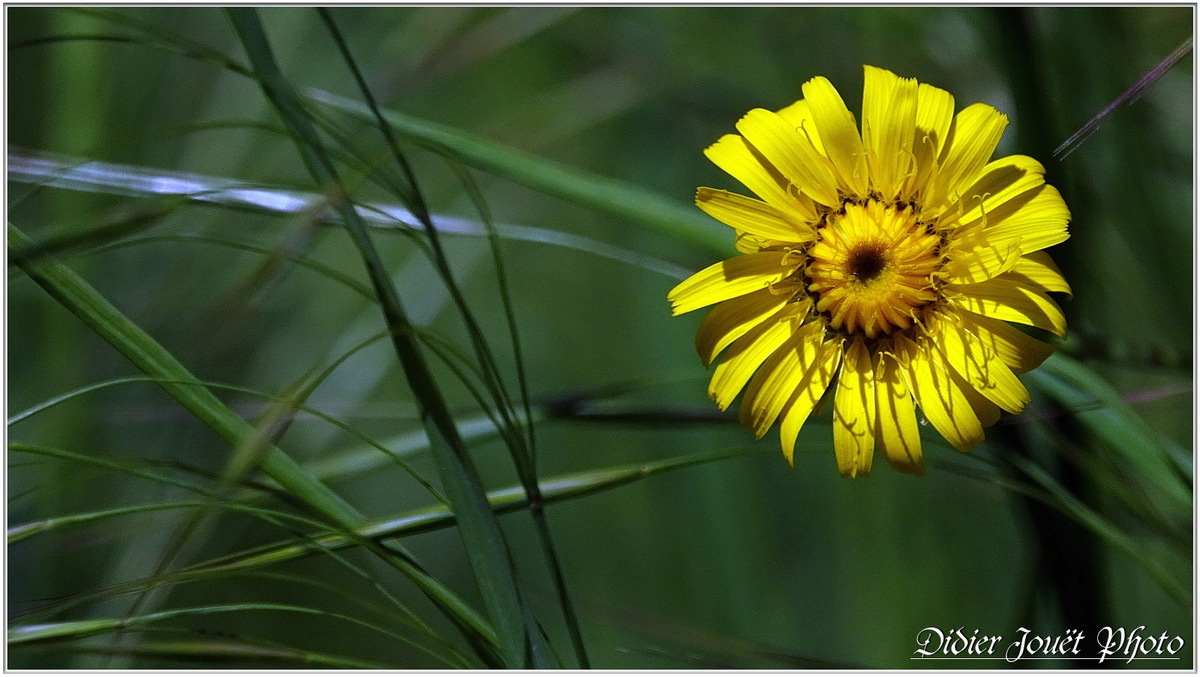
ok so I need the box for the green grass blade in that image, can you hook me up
[11,372,443,502]
[308,88,731,256]
[176,447,757,578]
[63,7,253,76]
[93,233,377,300]
[1007,454,1188,605]
[1028,353,1192,513]
[8,222,497,660]
[9,501,216,545]
[227,8,526,666]
[8,441,476,667]
[9,222,360,523]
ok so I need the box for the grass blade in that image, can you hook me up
[308,88,731,256]
[8,222,497,660]
[1007,454,1188,605]
[1028,353,1191,513]
[227,8,528,666]
[8,150,692,279]
[1054,36,1193,159]
[166,447,758,581]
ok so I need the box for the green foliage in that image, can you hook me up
[8,6,1192,669]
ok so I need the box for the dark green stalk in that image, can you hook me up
[985,6,1109,643]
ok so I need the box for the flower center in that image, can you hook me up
[846,245,887,282]
[804,201,942,339]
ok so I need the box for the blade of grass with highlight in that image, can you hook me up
[7,222,498,663]
[7,150,692,280]
[227,8,530,667]
[308,88,731,256]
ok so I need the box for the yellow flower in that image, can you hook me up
[668,65,1071,478]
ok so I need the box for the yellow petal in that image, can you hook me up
[874,351,924,475]
[775,98,825,155]
[956,367,1001,429]
[696,187,814,243]
[948,274,1068,338]
[904,81,955,201]
[942,222,1023,285]
[738,321,824,437]
[897,336,984,452]
[832,338,876,478]
[734,232,762,253]
[704,134,818,221]
[801,75,869,197]
[862,65,917,201]
[695,287,793,366]
[707,311,795,410]
[736,108,841,207]
[1009,251,1072,296]
[931,313,1030,414]
[932,103,1009,208]
[950,154,1047,229]
[668,251,791,315]
[779,338,843,465]
[957,310,1056,374]
[980,184,1070,254]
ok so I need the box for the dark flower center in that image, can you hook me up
[847,246,888,283]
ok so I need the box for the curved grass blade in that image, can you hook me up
[163,447,758,582]
[9,372,509,494]
[8,222,497,660]
[9,501,220,545]
[8,197,190,268]
[104,326,441,658]
[7,442,476,667]
[307,88,731,256]
[1028,354,1191,512]
[12,368,507,506]
[15,444,756,631]
[8,150,691,280]
[1006,454,1188,605]
[61,7,253,77]
[91,233,377,300]
[227,8,524,666]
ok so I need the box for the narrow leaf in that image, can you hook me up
[8,222,497,658]
[308,88,732,255]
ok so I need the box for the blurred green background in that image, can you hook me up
[7,6,1193,669]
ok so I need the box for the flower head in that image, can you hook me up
[668,65,1071,477]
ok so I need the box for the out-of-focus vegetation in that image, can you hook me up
[7,6,1193,669]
